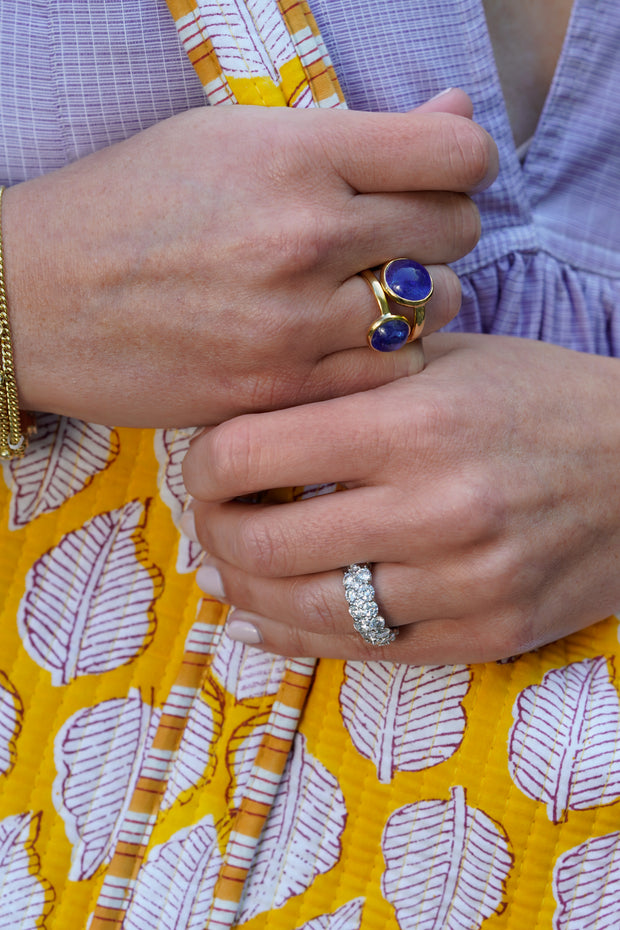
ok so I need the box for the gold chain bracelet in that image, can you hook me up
[0,185,27,459]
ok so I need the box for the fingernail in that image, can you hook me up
[427,87,454,101]
[226,615,263,645]
[196,564,226,600]
[180,509,199,543]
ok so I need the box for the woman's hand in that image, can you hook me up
[2,94,496,427]
[182,333,620,663]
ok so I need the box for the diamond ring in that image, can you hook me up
[343,563,398,646]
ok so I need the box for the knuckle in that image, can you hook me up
[451,120,493,191]
[236,514,291,577]
[289,578,340,634]
[201,417,259,497]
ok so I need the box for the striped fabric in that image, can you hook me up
[91,6,341,926]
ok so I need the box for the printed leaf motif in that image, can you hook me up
[236,733,347,922]
[340,661,471,783]
[161,677,224,811]
[5,414,119,528]
[553,831,620,930]
[295,898,365,930]
[199,1,291,81]
[154,428,202,573]
[124,815,223,930]
[0,672,23,778]
[382,786,512,930]
[18,499,162,685]
[227,711,272,808]
[508,656,620,822]
[211,635,286,703]
[0,812,54,927]
[53,688,159,880]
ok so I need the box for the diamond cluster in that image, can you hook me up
[343,564,398,646]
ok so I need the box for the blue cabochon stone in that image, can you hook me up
[369,317,410,351]
[384,259,432,303]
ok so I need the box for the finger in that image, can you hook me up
[322,110,498,194]
[183,390,399,503]
[341,189,481,273]
[413,87,474,118]
[195,557,457,633]
[222,609,508,664]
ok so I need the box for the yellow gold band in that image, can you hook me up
[0,186,27,459]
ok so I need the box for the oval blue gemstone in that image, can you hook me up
[369,317,410,351]
[384,259,432,304]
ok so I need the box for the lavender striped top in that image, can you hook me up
[1,0,619,355]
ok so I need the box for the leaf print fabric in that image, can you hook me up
[509,656,620,822]
[235,733,347,922]
[53,689,159,880]
[123,816,224,930]
[0,673,22,778]
[381,786,512,930]
[340,662,471,782]
[5,415,119,528]
[553,831,620,929]
[295,899,364,930]
[17,500,162,685]
[0,813,54,928]
[154,428,202,573]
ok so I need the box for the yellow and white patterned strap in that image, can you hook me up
[166,0,345,108]
[91,5,343,928]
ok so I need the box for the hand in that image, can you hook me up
[182,333,620,663]
[2,94,496,426]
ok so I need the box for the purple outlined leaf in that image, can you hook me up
[236,733,347,922]
[340,661,471,783]
[18,499,162,685]
[227,711,272,808]
[5,415,119,528]
[553,831,620,930]
[382,786,512,930]
[124,815,223,930]
[53,688,159,880]
[154,428,202,573]
[0,812,54,927]
[161,677,224,811]
[0,672,23,778]
[509,656,620,822]
[295,898,364,930]
[211,635,287,703]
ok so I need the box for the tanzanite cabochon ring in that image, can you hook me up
[362,258,433,352]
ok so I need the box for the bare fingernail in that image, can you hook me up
[196,564,226,600]
[180,509,199,543]
[226,615,263,645]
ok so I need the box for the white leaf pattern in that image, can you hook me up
[5,415,119,528]
[199,1,291,81]
[124,816,223,930]
[295,898,365,930]
[154,428,202,573]
[161,681,224,811]
[0,812,54,927]
[508,656,620,822]
[382,787,512,930]
[236,733,347,922]
[212,636,287,703]
[553,832,620,930]
[0,673,22,778]
[17,500,161,685]
[340,661,471,782]
[53,689,159,880]
[228,713,271,808]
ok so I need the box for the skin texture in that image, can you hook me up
[1,91,495,427]
[183,333,620,663]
